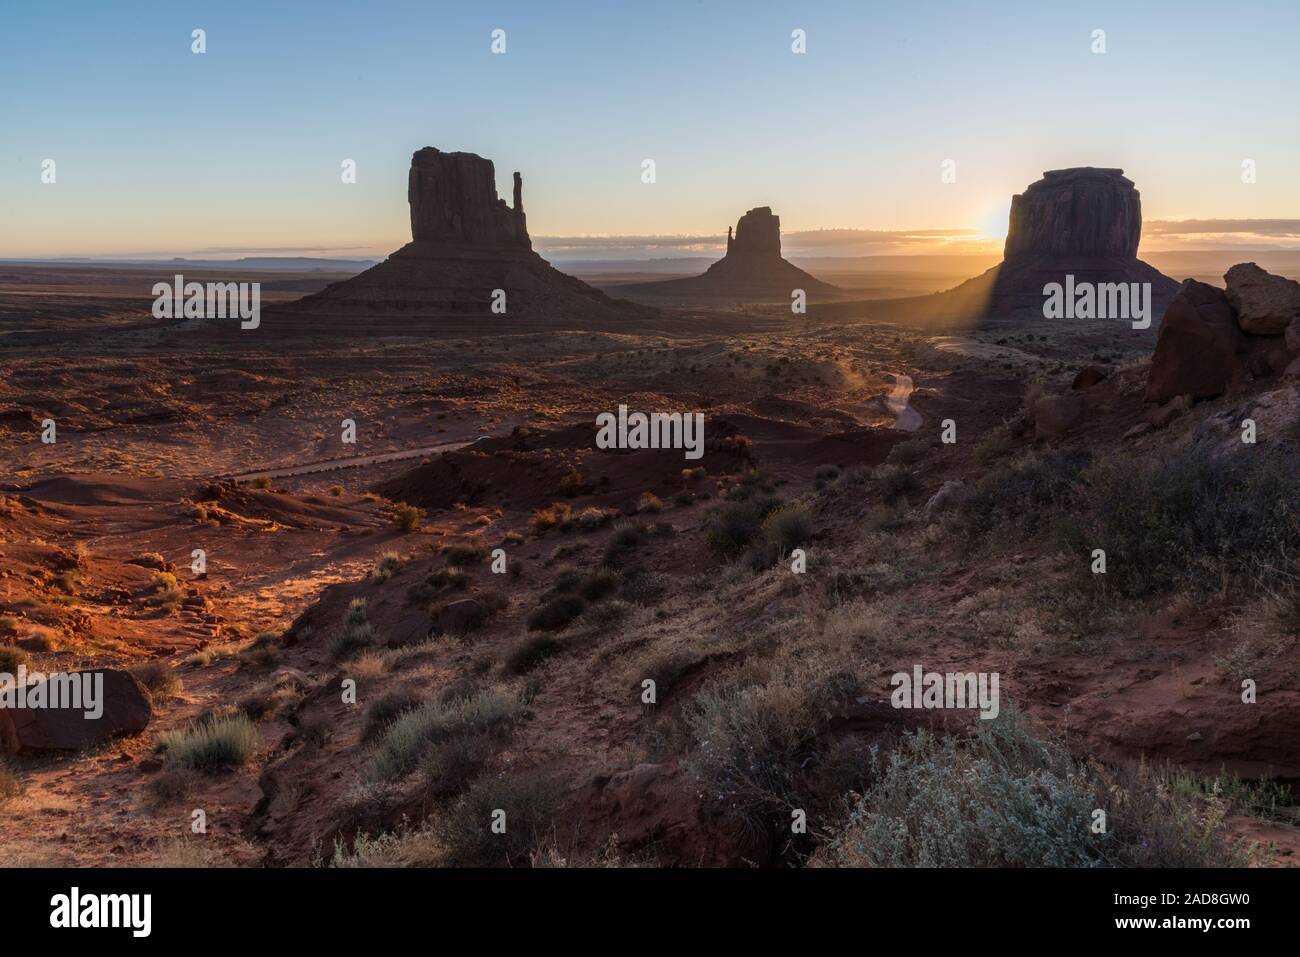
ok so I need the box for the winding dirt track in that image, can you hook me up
[886,373,921,431]
[224,438,480,483]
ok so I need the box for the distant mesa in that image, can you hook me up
[270,147,656,331]
[828,167,1180,324]
[618,206,843,303]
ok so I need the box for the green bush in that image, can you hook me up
[816,710,1249,868]
[503,633,562,675]
[367,689,521,783]
[159,713,258,772]
[432,771,565,866]
[579,566,621,602]
[527,595,586,631]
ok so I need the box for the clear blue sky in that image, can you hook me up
[2,0,1298,258]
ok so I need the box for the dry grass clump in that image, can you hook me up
[159,713,258,772]
[392,503,422,532]
[131,660,183,702]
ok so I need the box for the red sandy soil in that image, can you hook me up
[0,265,1296,867]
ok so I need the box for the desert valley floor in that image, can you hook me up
[1,263,1297,867]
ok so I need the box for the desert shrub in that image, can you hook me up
[638,492,663,514]
[814,464,841,482]
[238,632,281,669]
[874,464,918,503]
[703,498,783,558]
[576,507,612,530]
[815,710,1249,867]
[23,625,61,652]
[529,502,572,533]
[362,690,423,743]
[420,731,497,798]
[0,645,29,674]
[444,541,488,567]
[184,649,216,668]
[558,469,582,497]
[1059,446,1300,597]
[0,615,16,638]
[527,595,586,631]
[0,764,22,806]
[682,656,862,836]
[547,566,582,595]
[131,661,182,702]
[621,570,669,606]
[151,571,178,591]
[761,503,813,553]
[427,567,470,592]
[973,428,1015,466]
[602,521,644,563]
[503,633,562,675]
[887,436,931,466]
[329,599,375,660]
[963,448,1090,532]
[160,713,258,772]
[585,599,633,629]
[252,476,272,490]
[329,485,344,497]
[370,551,400,583]
[392,503,422,533]
[432,771,565,866]
[367,688,522,782]
[579,566,621,602]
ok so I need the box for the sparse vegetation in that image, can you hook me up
[131,661,183,702]
[329,599,375,660]
[443,540,488,566]
[370,551,400,583]
[159,713,258,772]
[527,594,586,631]
[367,688,522,783]
[816,711,1251,867]
[503,633,562,675]
[0,645,29,673]
[392,503,422,532]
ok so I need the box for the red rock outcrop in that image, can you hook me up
[619,206,841,303]
[816,167,1179,324]
[1145,264,1300,405]
[1003,167,1141,262]
[1224,262,1300,335]
[1145,280,1244,404]
[265,147,659,333]
[0,669,151,754]
[408,147,529,247]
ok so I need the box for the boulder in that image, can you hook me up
[924,479,974,517]
[1032,393,1085,439]
[1146,280,1244,403]
[1145,394,1192,429]
[1071,365,1108,390]
[0,669,151,754]
[1224,263,1300,335]
[387,612,432,649]
[435,599,484,636]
